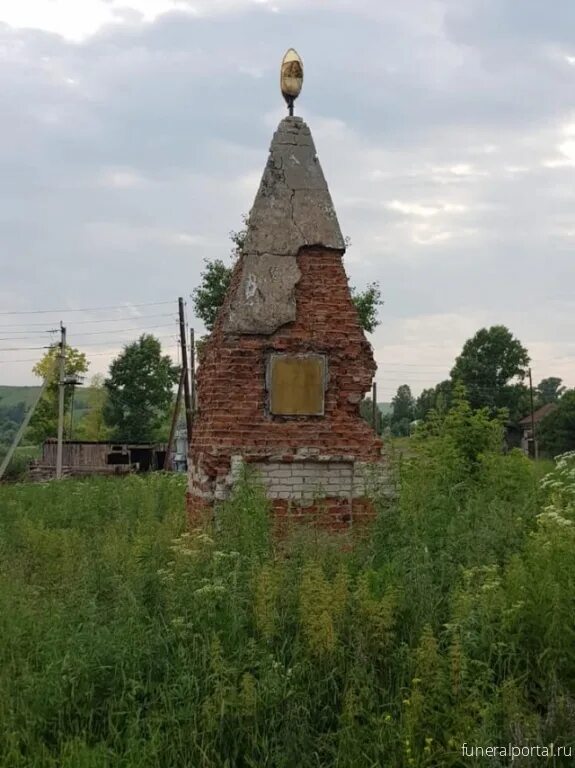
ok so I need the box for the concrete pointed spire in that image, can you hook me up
[244,116,345,256]
[225,116,345,335]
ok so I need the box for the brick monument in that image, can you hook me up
[188,52,382,529]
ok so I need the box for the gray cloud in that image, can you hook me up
[0,1,574,397]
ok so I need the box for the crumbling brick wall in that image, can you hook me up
[188,244,382,528]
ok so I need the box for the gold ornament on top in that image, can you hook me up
[280,49,303,116]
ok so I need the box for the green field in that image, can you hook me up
[1,422,574,766]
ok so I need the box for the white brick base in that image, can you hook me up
[251,460,366,501]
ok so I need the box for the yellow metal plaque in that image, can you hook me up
[269,354,326,416]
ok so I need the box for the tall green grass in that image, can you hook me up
[1,440,574,764]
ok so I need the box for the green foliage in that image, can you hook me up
[536,376,566,406]
[191,218,247,334]
[350,281,383,333]
[415,380,452,420]
[192,258,234,333]
[0,400,26,446]
[192,216,383,335]
[359,397,381,433]
[538,389,575,456]
[32,344,88,385]
[417,383,506,469]
[104,334,179,442]
[229,217,248,260]
[0,445,39,481]
[415,386,435,421]
[0,386,43,409]
[450,325,530,418]
[76,375,111,441]
[193,262,383,336]
[390,384,415,436]
[1,432,574,766]
[27,344,90,444]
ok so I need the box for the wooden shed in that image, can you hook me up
[30,440,167,480]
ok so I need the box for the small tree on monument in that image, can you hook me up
[450,325,530,419]
[191,219,247,334]
[193,259,234,333]
[104,335,179,442]
[28,344,89,444]
[192,217,383,334]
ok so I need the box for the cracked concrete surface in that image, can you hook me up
[227,253,301,335]
[244,116,345,256]
[226,117,344,335]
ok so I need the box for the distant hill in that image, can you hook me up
[0,386,42,408]
[0,385,94,411]
[378,402,392,416]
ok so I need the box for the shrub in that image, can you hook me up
[0,444,572,765]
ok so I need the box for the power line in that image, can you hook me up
[0,334,177,356]
[0,345,47,352]
[69,324,176,338]
[0,332,59,341]
[0,323,176,342]
[0,312,175,330]
[0,344,180,365]
[0,300,174,316]
[0,332,179,352]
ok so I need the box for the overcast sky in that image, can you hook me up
[1,0,574,399]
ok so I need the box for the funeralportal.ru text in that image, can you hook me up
[462,743,572,760]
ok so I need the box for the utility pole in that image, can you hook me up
[372,382,378,434]
[0,377,50,481]
[528,367,538,460]
[164,368,185,471]
[178,298,193,441]
[56,323,67,479]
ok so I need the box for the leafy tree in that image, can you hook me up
[229,218,248,259]
[191,218,248,333]
[28,344,89,444]
[391,384,415,436]
[104,335,179,442]
[434,380,453,412]
[450,326,530,418]
[0,400,27,446]
[360,397,382,434]
[536,376,566,406]
[349,282,384,334]
[77,375,111,441]
[193,261,383,335]
[415,387,435,421]
[192,217,383,334]
[538,390,575,456]
[32,345,88,384]
[392,384,415,421]
[417,382,506,469]
[415,381,453,421]
[192,259,234,333]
